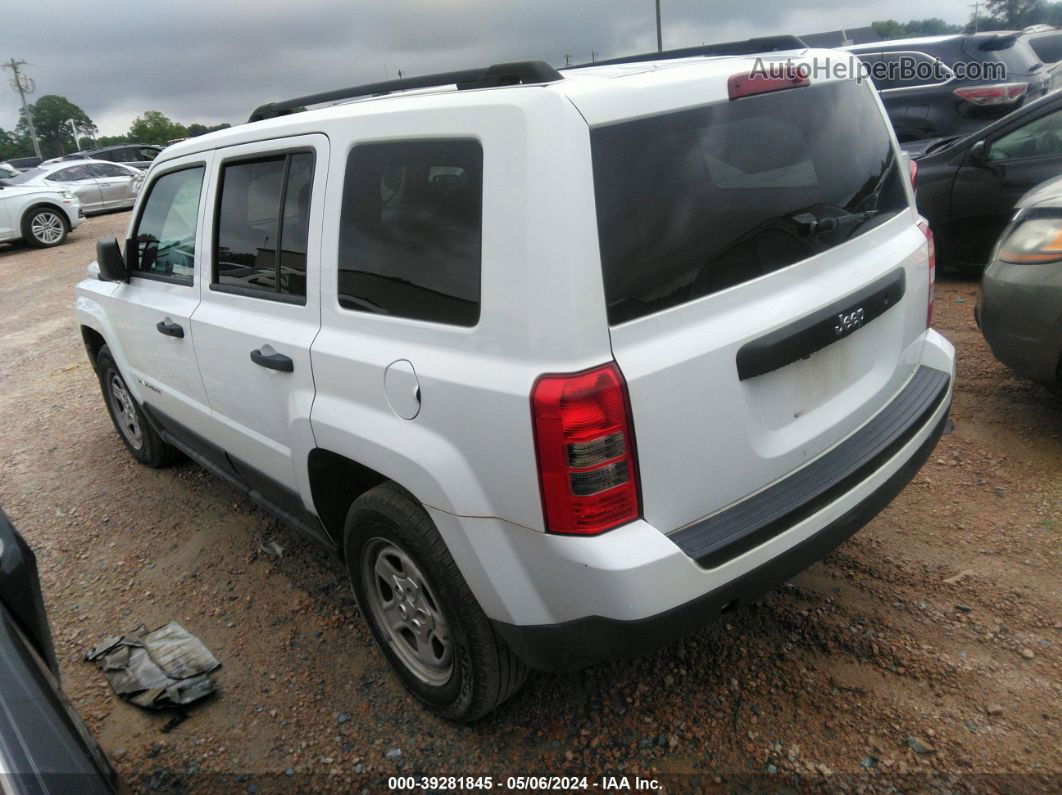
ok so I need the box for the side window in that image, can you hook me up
[214,151,314,299]
[140,147,161,162]
[872,52,950,90]
[989,109,1062,161]
[48,166,92,182]
[87,163,130,178]
[131,166,205,283]
[337,139,482,326]
[109,148,137,163]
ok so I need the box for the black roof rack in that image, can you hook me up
[248,60,563,122]
[564,35,808,69]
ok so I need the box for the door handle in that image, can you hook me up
[156,318,184,338]
[250,347,294,372]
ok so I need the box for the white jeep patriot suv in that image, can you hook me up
[75,40,955,720]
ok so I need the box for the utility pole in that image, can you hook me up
[591,51,598,63]
[564,54,571,67]
[68,119,82,151]
[655,0,663,52]
[969,1,981,33]
[2,58,42,159]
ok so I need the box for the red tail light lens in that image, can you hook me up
[531,363,640,535]
[953,82,1028,106]
[919,221,935,327]
[728,68,809,100]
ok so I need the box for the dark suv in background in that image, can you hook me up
[846,32,1051,141]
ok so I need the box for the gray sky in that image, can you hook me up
[3,0,968,136]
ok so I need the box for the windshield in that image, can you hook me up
[5,168,46,185]
[591,79,908,324]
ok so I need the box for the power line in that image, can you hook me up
[2,58,42,159]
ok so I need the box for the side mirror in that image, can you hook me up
[96,238,128,282]
[969,139,989,164]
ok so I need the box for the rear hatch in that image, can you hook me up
[576,64,930,538]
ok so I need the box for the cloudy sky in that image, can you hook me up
[4,0,968,136]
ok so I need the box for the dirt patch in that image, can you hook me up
[0,214,1058,792]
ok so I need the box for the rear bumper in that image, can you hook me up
[494,407,948,672]
[429,332,954,671]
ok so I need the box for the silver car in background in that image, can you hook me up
[5,159,144,214]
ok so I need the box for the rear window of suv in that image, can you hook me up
[591,79,908,325]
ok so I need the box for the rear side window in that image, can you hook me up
[591,79,908,325]
[338,139,482,326]
[1028,33,1062,64]
[214,152,314,300]
[132,166,204,283]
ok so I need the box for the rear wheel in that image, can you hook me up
[95,346,178,467]
[344,483,528,721]
[21,207,68,248]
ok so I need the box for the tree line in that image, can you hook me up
[872,2,1062,40]
[0,95,229,161]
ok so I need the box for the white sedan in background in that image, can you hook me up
[0,180,83,247]
[5,159,144,215]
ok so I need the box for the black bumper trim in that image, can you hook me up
[493,405,949,673]
[672,365,950,568]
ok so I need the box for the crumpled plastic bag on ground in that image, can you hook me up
[86,621,220,709]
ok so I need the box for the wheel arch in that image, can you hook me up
[21,202,70,231]
[306,448,389,545]
[80,325,107,370]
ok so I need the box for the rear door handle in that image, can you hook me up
[156,318,184,338]
[250,347,294,372]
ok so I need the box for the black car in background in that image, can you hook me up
[0,509,118,794]
[846,32,1050,142]
[907,89,1062,270]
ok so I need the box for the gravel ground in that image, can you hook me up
[0,211,1059,793]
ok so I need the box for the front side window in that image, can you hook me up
[214,152,314,299]
[989,108,1062,160]
[592,79,907,324]
[337,139,482,326]
[131,166,204,283]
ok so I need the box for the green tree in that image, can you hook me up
[96,134,132,147]
[873,18,963,41]
[128,111,188,145]
[186,122,231,138]
[983,0,1042,27]
[15,95,96,159]
[0,127,32,161]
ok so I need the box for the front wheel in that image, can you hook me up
[95,346,178,467]
[344,483,528,721]
[22,207,68,248]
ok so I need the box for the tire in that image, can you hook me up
[95,346,178,467]
[344,483,529,721]
[21,206,68,248]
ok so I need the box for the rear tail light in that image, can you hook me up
[531,363,640,535]
[953,82,1028,106]
[919,221,935,327]
[728,67,809,100]
[908,157,918,190]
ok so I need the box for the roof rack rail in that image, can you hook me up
[248,60,563,122]
[564,35,808,69]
